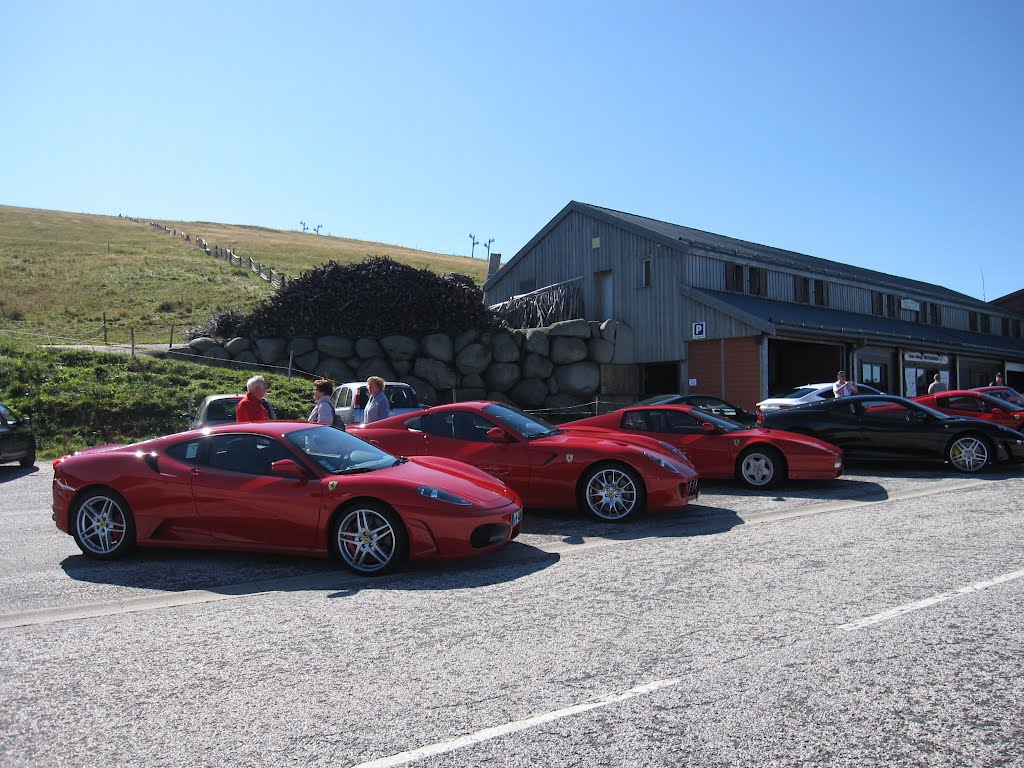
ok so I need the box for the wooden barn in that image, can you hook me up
[484,201,1024,409]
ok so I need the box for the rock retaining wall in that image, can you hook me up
[170,319,635,409]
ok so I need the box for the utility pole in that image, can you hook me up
[468,233,479,259]
[483,237,495,260]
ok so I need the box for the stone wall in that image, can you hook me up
[171,318,635,409]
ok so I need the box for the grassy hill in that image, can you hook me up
[0,204,492,457]
[0,205,488,345]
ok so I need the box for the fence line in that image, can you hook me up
[142,220,287,290]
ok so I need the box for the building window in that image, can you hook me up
[969,312,979,332]
[862,363,886,389]
[641,258,651,288]
[919,302,929,324]
[930,303,942,325]
[814,279,830,308]
[1014,320,1022,339]
[795,276,810,304]
[749,267,764,297]
[886,294,897,318]
[872,292,884,315]
[725,263,744,293]
[981,314,991,333]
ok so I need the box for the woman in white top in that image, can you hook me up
[308,379,335,425]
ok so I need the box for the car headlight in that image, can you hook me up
[417,486,472,505]
[644,452,681,474]
[657,441,689,462]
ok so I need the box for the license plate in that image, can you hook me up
[511,509,523,526]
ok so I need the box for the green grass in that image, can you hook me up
[0,337,317,459]
[0,205,489,344]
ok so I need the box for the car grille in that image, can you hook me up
[684,478,699,498]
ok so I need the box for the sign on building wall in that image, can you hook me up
[692,321,706,339]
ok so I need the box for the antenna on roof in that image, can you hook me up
[468,233,479,258]
[980,267,986,301]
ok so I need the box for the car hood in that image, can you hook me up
[327,455,521,509]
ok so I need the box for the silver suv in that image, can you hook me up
[330,381,423,425]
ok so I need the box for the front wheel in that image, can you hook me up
[331,502,408,575]
[736,446,786,489]
[71,489,137,559]
[578,463,646,522]
[946,435,991,473]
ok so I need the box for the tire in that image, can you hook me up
[71,489,137,559]
[19,438,36,468]
[736,446,786,489]
[578,463,646,522]
[946,434,992,473]
[331,502,408,575]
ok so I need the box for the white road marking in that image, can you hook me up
[839,567,1024,631]
[348,677,682,768]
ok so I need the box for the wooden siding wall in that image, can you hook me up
[687,337,762,411]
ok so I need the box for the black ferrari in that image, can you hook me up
[634,394,759,427]
[760,394,1024,473]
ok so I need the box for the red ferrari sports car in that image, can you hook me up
[351,401,699,521]
[52,422,523,574]
[913,390,1024,433]
[566,404,843,488]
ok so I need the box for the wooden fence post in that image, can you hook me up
[169,325,175,348]
[103,312,108,345]
[130,327,135,356]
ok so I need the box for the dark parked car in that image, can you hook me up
[760,394,1024,473]
[0,403,36,467]
[634,394,759,427]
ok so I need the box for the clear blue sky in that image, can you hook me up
[2,1,1021,301]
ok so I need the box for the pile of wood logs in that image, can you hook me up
[238,256,499,338]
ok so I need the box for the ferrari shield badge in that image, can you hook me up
[328,481,338,492]
[566,454,574,463]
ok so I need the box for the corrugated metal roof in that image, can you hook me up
[582,203,996,310]
[696,289,1024,357]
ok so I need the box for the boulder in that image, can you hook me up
[318,335,354,358]
[414,358,459,390]
[381,335,418,361]
[485,391,514,405]
[402,375,437,407]
[588,337,615,364]
[599,319,619,343]
[355,337,383,359]
[484,362,520,392]
[233,350,258,364]
[611,323,636,364]
[509,378,548,409]
[254,337,287,364]
[454,329,479,353]
[524,328,550,356]
[295,350,320,372]
[356,357,395,381]
[550,336,588,365]
[544,393,588,409]
[202,345,231,360]
[224,337,251,355]
[316,357,354,382]
[491,331,520,363]
[588,321,602,339]
[456,387,487,402]
[461,373,484,388]
[288,337,315,356]
[189,336,220,353]
[548,319,591,338]
[393,360,412,376]
[555,361,601,397]
[455,343,492,375]
[421,333,454,362]
[522,353,554,380]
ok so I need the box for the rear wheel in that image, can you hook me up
[736,446,786,489]
[19,438,36,468]
[331,502,408,575]
[71,489,137,559]
[578,463,646,522]
[946,435,991,473]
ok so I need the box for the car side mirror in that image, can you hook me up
[908,411,928,424]
[271,459,307,478]
[701,421,717,434]
[486,427,512,443]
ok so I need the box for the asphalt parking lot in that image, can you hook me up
[2,462,1023,767]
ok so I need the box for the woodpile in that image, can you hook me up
[238,257,499,338]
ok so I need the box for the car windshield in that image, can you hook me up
[483,403,562,439]
[987,389,1024,407]
[285,427,398,474]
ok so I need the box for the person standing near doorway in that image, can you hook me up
[927,373,947,394]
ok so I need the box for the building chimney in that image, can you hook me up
[487,252,502,278]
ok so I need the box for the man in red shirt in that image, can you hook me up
[236,375,271,422]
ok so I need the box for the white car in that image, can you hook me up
[187,394,277,430]
[330,381,424,425]
[756,381,884,413]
